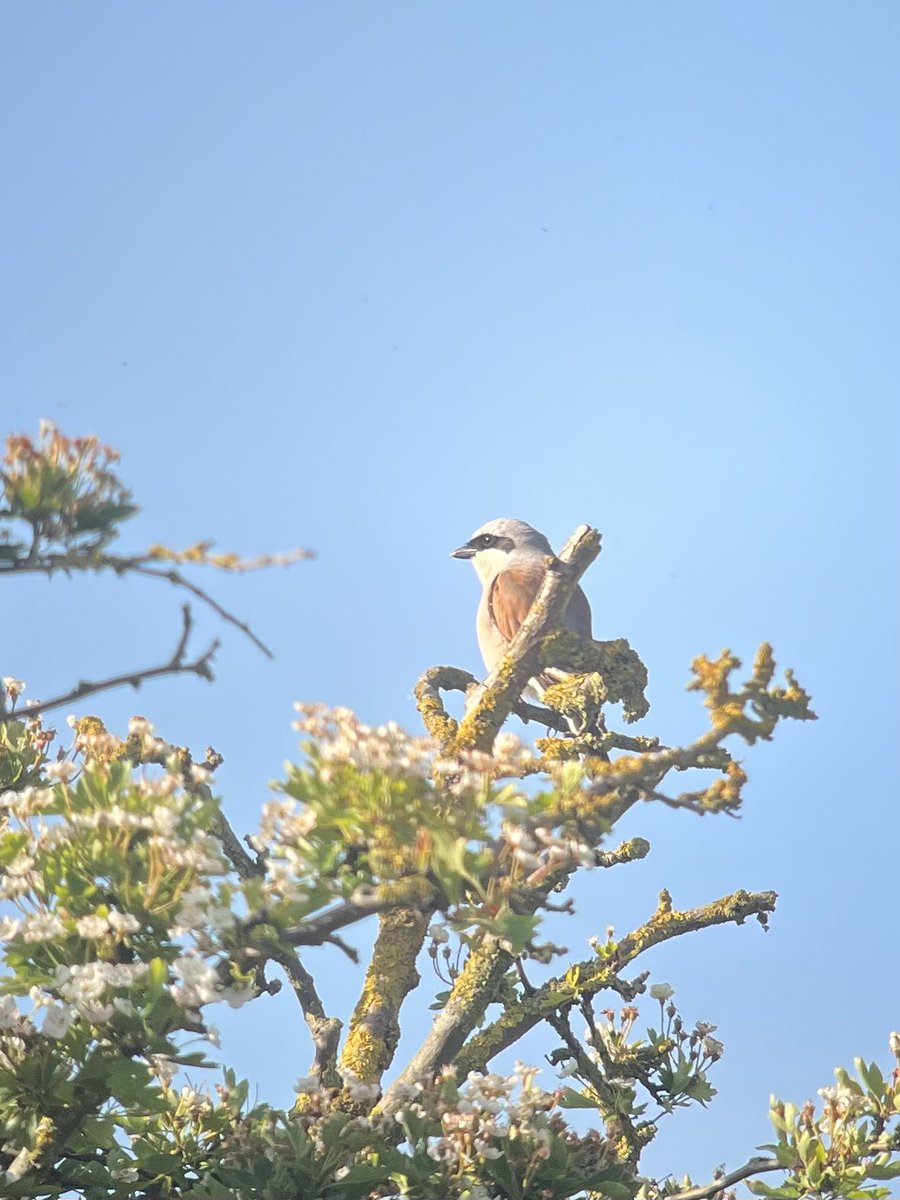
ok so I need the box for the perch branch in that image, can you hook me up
[414,665,580,749]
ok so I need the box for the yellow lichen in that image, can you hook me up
[340,906,431,1086]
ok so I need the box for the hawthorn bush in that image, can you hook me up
[0,423,897,1199]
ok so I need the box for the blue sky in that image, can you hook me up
[2,1,898,1185]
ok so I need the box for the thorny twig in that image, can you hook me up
[8,605,218,721]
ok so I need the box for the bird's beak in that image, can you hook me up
[450,544,476,559]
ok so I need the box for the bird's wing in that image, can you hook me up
[564,585,593,639]
[489,569,594,645]
[487,566,543,643]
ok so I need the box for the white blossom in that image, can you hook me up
[21,912,66,944]
[650,983,674,1001]
[0,996,22,1030]
[76,914,110,939]
[1,678,25,702]
[0,916,22,940]
[107,909,140,937]
[149,1055,178,1085]
[222,982,256,1009]
[208,905,236,933]
[41,1003,74,1039]
[171,956,220,1007]
[343,1076,380,1103]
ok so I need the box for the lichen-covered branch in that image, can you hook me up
[414,665,477,748]
[596,837,651,869]
[379,936,515,1114]
[454,888,777,1075]
[340,905,434,1087]
[413,664,594,752]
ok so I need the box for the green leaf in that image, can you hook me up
[558,1087,599,1109]
[210,1165,259,1188]
[747,1182,802,1198]
[584,1181,634,1200]
[856,1057,885,1099]
[867,1162,900,1180]
[147,957,169,992]
[540,990,570,1008]
[490,908,540,954]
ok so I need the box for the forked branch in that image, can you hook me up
[9,605,218,721]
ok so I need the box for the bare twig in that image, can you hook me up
[207,799,341,1079]
[209,809,265,880]
[1,540,311,658]
[324,933,360,963]
[11,605,218,720]
[548,1008,644,1165]
[267,946,342,1081]
[129,562,274,658]
[664,1156,782,1200]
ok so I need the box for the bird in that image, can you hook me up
[450,517,593,717]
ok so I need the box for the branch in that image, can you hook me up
[455,524,602,751]
[379,937,514,1114]
[453,888,777,1076]
[664,1156,782,1200]
[10,605,218,720]
[413,664,590,750]
[595,837,651,869]
[284,878,438,946]
[188,766,341,1081]
[414,666,477,748]
[128,562,274,658]
[1,539,311,659]
[260,942,342,1083]
[339,906,434,1088]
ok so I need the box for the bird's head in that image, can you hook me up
[450,518,553,584]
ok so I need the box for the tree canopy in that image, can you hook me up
[1,423,897,1200]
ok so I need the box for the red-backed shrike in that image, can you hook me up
[451,517,592,707]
